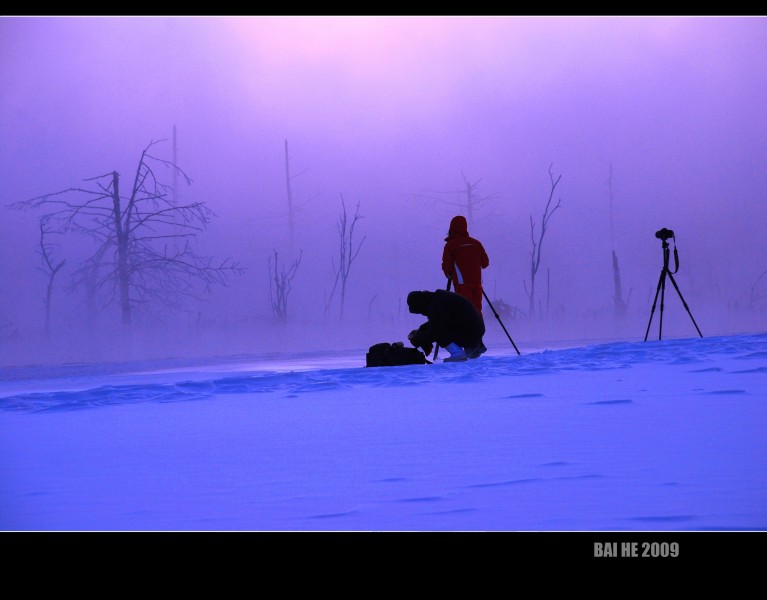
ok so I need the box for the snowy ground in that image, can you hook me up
[2,331,766,538]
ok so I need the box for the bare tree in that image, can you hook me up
[37,216,66,337]
[611,251,630,316]
[607,162,627,316]
[414,171,498,230]
[282,139,318,251]
[284,139,297,252]
[268,249,303,323]
[459,171,491,229]
[525,164,563,318]
[368,293,378,319]
[324,195,366,319]
[9,140,243,328]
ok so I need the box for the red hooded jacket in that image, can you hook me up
[441,216,489,286]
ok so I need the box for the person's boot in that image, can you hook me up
[443,342,468,362]
[466,341,487,359]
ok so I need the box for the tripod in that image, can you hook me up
[644,238,703,341]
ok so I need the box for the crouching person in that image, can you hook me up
[407,289,487,362]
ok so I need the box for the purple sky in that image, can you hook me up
[1,16,766,362]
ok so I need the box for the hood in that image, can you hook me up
[407,291,434,315]
[445,215,468,241]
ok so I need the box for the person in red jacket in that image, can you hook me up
[441,215,489,315]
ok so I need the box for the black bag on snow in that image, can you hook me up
[365,342,430,367]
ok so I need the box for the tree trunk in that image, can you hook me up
[285,139,295,253]
[527,165,562,319]
[39,219,65,338]
[464,175,474,229]
[111,171,131,326]
[612,250,626,316]
[44,273,54,336]
[546,267,550,317]
[608,163,626,317]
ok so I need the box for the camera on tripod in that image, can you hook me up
[644,226,703,342]
[655,228,674,242]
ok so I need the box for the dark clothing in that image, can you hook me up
[441,216,489,313]
[407,289,485,350]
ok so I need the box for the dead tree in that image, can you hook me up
[415,171,498,230]
[611,250,629,316]
[268,249,303,323]
[9,140,243,328]
[324,195,365,319]
[460,171,492,230]
[37,216,66,336]
[608,162,627,316]
[282,139,317,253]
[525,164,562,318]
[284,139,296,252]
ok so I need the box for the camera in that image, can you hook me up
[655,228,674,242]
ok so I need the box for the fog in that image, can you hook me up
[2,16,766,366]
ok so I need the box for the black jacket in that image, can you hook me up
[407,289,485,349]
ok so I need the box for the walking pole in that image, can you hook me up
[482,290,521,355]
[432,278,452,361]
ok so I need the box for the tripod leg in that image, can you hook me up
[644,270,666,342]
[433,278,452,361]
[658,270,667,340]
[666,272,703,338]
[482,289,521,355]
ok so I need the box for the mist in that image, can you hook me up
[2,15,766,366]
